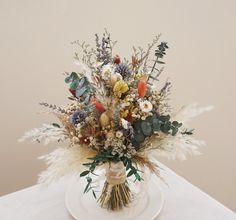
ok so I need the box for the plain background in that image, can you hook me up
[0,0,235,212]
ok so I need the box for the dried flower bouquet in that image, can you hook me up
[19,30,212,211]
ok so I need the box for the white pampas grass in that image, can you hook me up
[18,124,67,145]
[148,134,204,160]
[38,145,97,184]
[146,103,213,160]
[173,103,214,124]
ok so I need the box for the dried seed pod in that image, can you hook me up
[100,112,110,127]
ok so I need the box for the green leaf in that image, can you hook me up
[172,121,179,127]
[134,130,145,143]
[80,170,90,177]
[133,120,142,130]
[65,76,71,84]
[82,162,93,166]
[52,123,60,128]
[78,77,85,88]
[134,172,142,181]
[76,87,87,97]
[157,60,165,64]
[182,129,194,135]
[178,123,183,128]
[126,159,132,171]
[159,115,170,122]
[65,72,78,84]
[84,181,91,193]
[127,169,135,177]
[92,190,97,199]
[86,176,92,183]
[70,80,79,90]
[152,119,161,131]
[171,127,178,136]
[141,121,153,136]
[163,121,171,133]
[89,164,96,172]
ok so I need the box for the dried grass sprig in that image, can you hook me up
[133,153,161,177]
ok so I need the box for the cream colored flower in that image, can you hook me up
[109,73,123,86]
[101,64,114,80]
[139,100,153,112]
[121,118,129,129]
[116,130,123,138]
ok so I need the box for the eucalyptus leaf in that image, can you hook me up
[84,181,91,193]
[172,127,178,136]
[78,77,86,88]
[80,170,90,177]
[70,80,79,90]
[172,121,179,127]
[76,86,87,97]
[141,121,152,136]
[92,190,97,199]
[159,115,170,122]
[127,169,135,177]
[52,123,60,128]
[162,121,171,133]
[134,130,145,143]
[152,119,161,131]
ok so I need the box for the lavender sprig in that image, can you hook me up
[39,102,66,114]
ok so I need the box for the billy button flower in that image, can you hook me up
[113,80,129,98]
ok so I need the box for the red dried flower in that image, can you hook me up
[113,55,121,64]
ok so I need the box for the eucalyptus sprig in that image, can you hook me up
[80,150,144,197]
[147,42,169,86]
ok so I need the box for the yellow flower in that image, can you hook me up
[113,80,129,97]
[120,109,129,118]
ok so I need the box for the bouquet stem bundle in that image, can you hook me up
[98,162,132,211]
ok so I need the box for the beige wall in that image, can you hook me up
[0,0,235,211]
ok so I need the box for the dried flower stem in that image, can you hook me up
[98,181,131,211]
[39,102,67,114]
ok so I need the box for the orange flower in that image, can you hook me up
[138,77,148,97]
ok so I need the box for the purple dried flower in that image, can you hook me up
[115,63,131,78]
[71,111,86,126]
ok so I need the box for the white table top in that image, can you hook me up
[0,163,235,220]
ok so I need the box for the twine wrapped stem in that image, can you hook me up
[98,161,132,211]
